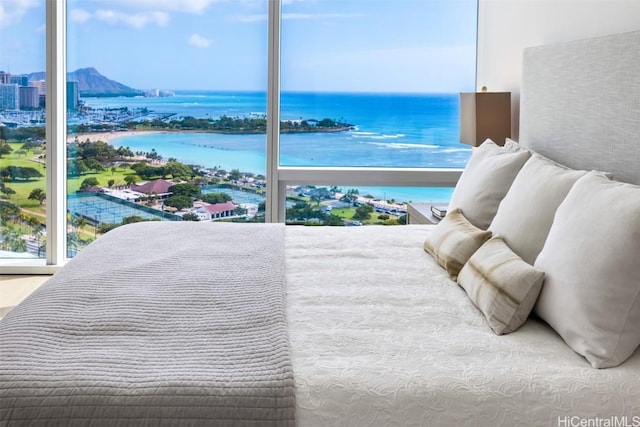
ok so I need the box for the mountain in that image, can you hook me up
[28,67,143,97]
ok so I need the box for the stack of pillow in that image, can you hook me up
[423,139,640,369]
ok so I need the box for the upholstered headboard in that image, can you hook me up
[519,31,640,185]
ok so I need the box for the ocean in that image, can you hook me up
[82,91,471,203]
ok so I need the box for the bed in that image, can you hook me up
[2,31,640,426]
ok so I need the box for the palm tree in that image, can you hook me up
[0,226,27,253]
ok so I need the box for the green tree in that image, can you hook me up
[69,215,89,234]
[353,204,374,221]
[169,183,201,198]
[340,188,360,204]
[84,158,105,173]
[0,166,44,181]
[124,175,140,185]
[0,201,21,223]
[80,177,100,189]
[164,161,194,180]
[75,140,117,163]
[67,159,88,177]
[182,212,200,221]
[228,169,243,181]
[122,215,145,225]
[116,146,134,157]
[323,214,344,226]
[146,148,159,160]
[164,195,193,210]
[201,192,232,204]
[21,141,42,150]
[0,142,13,157]
[286,201,326,222]
[0,225,26,252]
[28,188,46,205]
[0,183,16,199]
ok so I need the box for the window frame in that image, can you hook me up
[0,0,468,273]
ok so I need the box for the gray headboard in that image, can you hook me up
[519,31,640,185]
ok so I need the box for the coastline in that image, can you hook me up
[68,130,167,145]
[68,129,453,205]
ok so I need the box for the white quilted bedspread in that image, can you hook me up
[285,225,640,427]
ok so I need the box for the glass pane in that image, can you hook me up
[285,185,452,226]
[0,1,47,259]
[66,0,268,256]
[280,0,477,168]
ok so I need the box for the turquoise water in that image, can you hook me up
[83,91,468,203]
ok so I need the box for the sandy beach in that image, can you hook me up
[68,130,166,145]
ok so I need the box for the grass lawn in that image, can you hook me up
[1,143,47,216]
[329,206,400,225]
[2,142,138,218]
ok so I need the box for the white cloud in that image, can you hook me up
[95,10,170,29]
[189,33,211,48]
[69,9,92,23]
[282,13,313,20]
[0,0,39,27]
[238,12,353,23]
[114,0,220,15]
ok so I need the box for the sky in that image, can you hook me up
[0,0,477,93]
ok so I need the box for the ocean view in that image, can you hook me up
[80,91,470,203]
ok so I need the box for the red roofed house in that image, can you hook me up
[204,201,236,220]
[187,202,237,221]
[132,179,174,200]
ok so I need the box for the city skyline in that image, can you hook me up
[1,0,477,93]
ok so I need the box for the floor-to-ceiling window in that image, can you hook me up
[1,0,476,270]
[279,0,476,225]
[64,0,268,254]
[0,0,47,260]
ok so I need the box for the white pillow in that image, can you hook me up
[534,172,640,368]
[503,138,524,153]
[423,208,492,279]
[489,153,587,265]
[458,236,545,335]
[448,139,531,230]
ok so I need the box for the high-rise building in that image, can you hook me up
[67,81,79,111]
[32,80,46,95]
[0,84,20,111]
[0,71,9,84]
[19,86,40,109]
[10,75,30,87]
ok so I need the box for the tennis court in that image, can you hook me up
[68,193,171,225]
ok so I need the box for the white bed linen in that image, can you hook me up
[285,225,640,426]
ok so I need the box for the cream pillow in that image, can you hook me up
[534,172,640,368]
[458,236,545,335]
[489,153,587,265]
[423,208,492,279]
[448,139,531,230]
[503,138,524,153]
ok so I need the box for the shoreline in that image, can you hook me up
[69,130,167,145]
[68,130,452,206]
[69,124,353,145]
